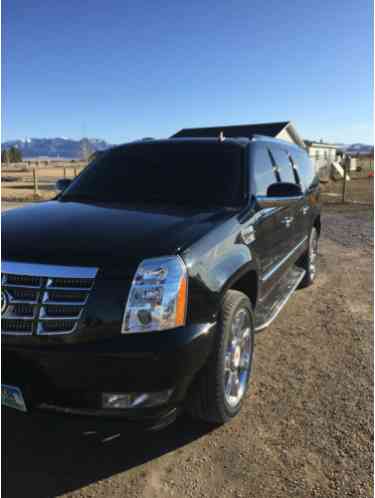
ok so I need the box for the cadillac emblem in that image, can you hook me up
[1,290,9,315]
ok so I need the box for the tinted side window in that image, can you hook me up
[288,154,301,184]
[291,149,316,191]
[269,146,296,184]
[252,144,277,195]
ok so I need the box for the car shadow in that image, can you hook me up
[3,408,214,498]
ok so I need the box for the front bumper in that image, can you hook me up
[2,323,216,424]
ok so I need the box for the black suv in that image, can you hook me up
[2,136,320,428]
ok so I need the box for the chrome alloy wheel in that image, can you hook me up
[224,308,252,408]
[309,228,319,281]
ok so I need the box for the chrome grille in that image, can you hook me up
[2,262,98,336]
[6,274,42,287]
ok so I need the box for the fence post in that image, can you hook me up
[341,155,348,203]
[33,168,39,196]
[64,167,67,179]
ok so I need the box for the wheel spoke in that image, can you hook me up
[224,352,232,372]
[308,231,318,280]
[224,306,252,408]
[225,371,235,396]
[240,352,250,369]
[231,372,240,397]
[241,327,250,343]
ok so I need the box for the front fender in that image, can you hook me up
[182,217,259,323]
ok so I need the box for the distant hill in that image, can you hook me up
[2,137,113,159]
[3,136,373,159]
[336,143,374,156]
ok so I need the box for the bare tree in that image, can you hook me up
[80,138,92,162]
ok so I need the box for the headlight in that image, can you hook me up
[122,256,188,333]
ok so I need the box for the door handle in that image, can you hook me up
[302,206,310,215]
[281,216,294,228]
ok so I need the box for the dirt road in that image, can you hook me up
[3,204,373,498]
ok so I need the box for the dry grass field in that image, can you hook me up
[321,176,374,205]
[2,164,86,202]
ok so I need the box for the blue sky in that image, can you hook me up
[2,0,373,144]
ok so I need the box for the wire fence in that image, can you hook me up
[318,157,373,206]
[2,164,87,202]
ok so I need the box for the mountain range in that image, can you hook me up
[336,143,374,156]
[2,137,113,159]
[2,137,373,159]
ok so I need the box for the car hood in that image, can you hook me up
[2,200,234,274]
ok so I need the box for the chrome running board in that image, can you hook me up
[254,265,306,332]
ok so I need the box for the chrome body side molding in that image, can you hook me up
[261,236,307,283]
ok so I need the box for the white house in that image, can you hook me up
[305,140,338,172]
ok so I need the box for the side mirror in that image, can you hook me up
[56,178,72,192]
[267,182,302,197]
[256,182,303,209]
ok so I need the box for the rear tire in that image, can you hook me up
[186,290,254,424]
[299,226,319,288]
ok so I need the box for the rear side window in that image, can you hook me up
[291,149,316,191]
[269,146,296,184]
[251,144,278,195]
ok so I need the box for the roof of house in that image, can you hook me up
[172,121,291,139]
[305,140,337,149]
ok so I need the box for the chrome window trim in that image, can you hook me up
[261,236,308,283]
[2,261,98,279]
[256,194,304,209]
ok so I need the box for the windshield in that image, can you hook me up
[60,141,246,208]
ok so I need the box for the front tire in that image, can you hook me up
[187,290,254,424]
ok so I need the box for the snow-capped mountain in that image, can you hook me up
[2,137,113,159]
[336,143,374,156]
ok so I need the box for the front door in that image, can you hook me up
[249,143,295,298]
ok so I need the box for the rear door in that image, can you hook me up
[285,150,306,246]
[290,149,318,239]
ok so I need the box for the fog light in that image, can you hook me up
[102,389,173,409]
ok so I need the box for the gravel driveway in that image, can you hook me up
[3,203,373,498]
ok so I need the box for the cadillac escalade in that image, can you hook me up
[2,135,321,428]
